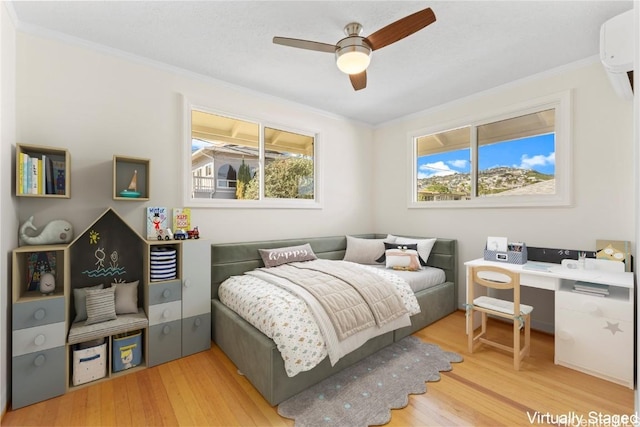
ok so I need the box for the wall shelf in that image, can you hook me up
[113,155,150,201]
[16,144,70,198]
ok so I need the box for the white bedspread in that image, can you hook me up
[218,262,420,377]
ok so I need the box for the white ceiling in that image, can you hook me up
[7,1,634,125]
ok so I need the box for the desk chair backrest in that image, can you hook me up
[469,265,522,314]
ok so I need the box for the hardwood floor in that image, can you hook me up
[2,311,634,426]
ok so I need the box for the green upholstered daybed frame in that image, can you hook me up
[210,234,457,406]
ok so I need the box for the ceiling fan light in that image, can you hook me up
[336,45,371,74]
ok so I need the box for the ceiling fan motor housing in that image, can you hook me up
[335,36,372,75]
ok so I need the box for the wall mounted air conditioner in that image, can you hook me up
[600,9,634,100]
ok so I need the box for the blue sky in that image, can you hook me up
[417,133,555,179]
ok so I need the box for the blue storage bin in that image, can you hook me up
[112,330,142,372]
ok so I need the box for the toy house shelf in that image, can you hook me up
[11,207,211,409]
[113,155,150,201]
[16,143,70,198]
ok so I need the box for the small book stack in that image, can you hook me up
[572,281,609,297]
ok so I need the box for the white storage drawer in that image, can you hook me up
[12,322,66,357]
[148,300,181,326]
[555,291,633,387]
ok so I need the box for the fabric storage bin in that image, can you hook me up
[484,242,527,265]
[73,340,107,386]
[112,330,142,372]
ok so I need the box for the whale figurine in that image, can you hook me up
[19,216,73,246]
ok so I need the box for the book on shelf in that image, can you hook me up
[18,152,25,194]
[572,281,610,296]
[31,157,39,194]
[571,289,606,297]
[172,208,191,231]
[44,155,55,194]
[52,159,66,195]
[26,251,57,292]
[146,207,169,239]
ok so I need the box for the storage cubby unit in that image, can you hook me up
[11,207,211,408]
[11,244,69,409]
[145,239,210,367]
[113,155,150,200]
[16,143,70,198]
[68,330,146,389]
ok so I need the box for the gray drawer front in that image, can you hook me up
[148,320,182,366]
[182,313,211,357]
[13,297,65,330]
[12,346,66,409]
[148,280,181,306]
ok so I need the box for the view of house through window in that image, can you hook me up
[416,108,556,202]
[190,110,315,202]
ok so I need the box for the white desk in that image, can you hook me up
[465,258,634,388]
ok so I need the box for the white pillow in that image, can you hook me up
[343,235,396,265]
[388,235,436,265]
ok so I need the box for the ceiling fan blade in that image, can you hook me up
[364,7,436,51]
[273,37,336,53]
[349,71,367,91]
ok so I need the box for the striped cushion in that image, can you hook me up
[85,287,117,325]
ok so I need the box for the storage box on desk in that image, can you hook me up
[484,242,528,265]
[112,330,142,372]
[73,338,107,386]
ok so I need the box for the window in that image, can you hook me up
[185,104,319,207]
[410,92,571,208]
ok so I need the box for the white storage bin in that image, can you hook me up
[72,341,107,386]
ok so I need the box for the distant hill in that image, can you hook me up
[418,167,554,196]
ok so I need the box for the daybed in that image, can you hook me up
[210,234,457,406]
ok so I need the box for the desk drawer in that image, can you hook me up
[520,273,558,291]
[556,291,633,322]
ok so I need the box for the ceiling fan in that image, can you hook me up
[273,7,436,91]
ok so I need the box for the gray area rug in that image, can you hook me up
[277,336,463,427]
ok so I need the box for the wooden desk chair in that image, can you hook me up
[467,265,533,370]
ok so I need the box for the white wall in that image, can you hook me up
[14,32,375,242]
[372,60,635,331]
[0,1,18,415]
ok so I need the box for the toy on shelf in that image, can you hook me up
[174,227,199,240]
[119,170,140,198]
[19,215,73,246]
[39,271,56,295]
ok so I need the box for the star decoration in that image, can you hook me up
[603,321,623,335]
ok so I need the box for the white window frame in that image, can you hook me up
[182,97,322,209]
[407,91,572,208]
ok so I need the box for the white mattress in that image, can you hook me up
[368,265,446,293]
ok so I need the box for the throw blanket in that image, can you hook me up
[258,259,408,341]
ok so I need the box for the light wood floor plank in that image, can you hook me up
[2,311,634,426]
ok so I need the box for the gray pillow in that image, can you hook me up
[259,243,317,268]
[73,284,104,323]
[343,235,396,265]
[113,280,139,314]
[85,287,117,325]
